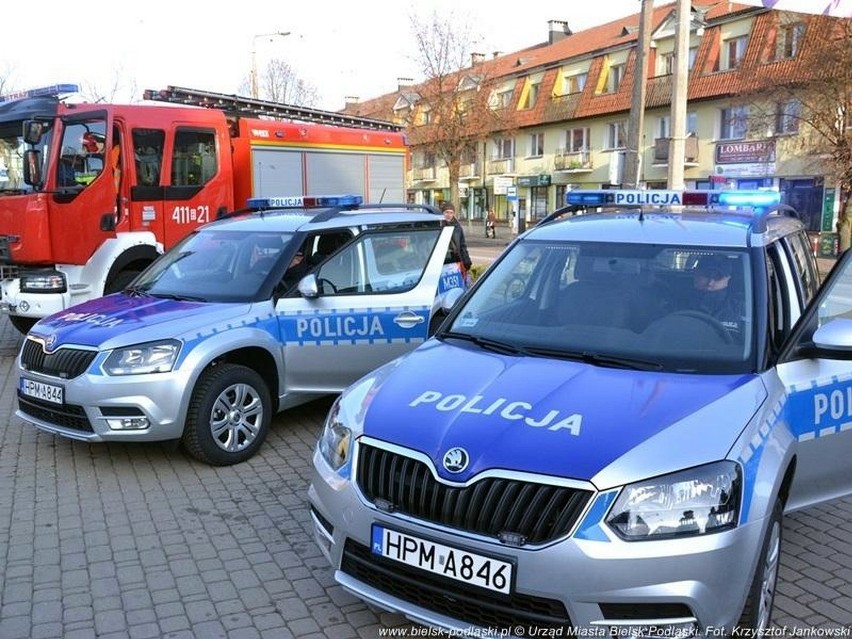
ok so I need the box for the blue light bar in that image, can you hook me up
[0,83,80,104]
[246,194,363,210]
[565,189,781,210]
[715,190,781,208]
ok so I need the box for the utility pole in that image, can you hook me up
[624,0,654,188]
[667,0,690,189]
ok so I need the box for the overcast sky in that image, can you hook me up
[5,0,650,110]
[5,1,849,111]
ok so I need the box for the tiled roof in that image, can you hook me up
[341,1,829,124]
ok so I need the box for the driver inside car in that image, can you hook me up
[688,255,744,334]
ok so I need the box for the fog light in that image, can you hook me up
[105,416,150,430]
[596,621,699,638]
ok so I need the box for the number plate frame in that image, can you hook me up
[371,524,514,595]
[19,377,64,405]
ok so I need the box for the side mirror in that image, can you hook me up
[23,120,46,145]
[812,318,852,354]
[22,149,42,187]
[297,273,320,299]
[440,287,466,314]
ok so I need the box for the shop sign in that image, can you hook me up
[715,140,776,164]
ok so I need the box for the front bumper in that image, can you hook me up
[16,359,192,442]
[309,450,767,636]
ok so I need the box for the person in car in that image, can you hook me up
[689,255,744,333]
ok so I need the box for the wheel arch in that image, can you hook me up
[104,244,160,290]
[196,346,280,412]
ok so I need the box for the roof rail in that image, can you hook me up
[143,86,403,132]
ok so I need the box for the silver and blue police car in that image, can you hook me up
[309,189,852,636]
[16,195,470,465]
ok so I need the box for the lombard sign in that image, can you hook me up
[715,140,776,164]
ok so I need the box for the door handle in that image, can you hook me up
[393,311,426,329]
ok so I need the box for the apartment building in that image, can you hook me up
[343,1,844,232]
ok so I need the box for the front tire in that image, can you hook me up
[181,364,272,466]
[739,498,782,630]
[9,315,38,335]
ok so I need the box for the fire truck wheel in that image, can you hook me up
[105,270,141,294]
[181,363,272,466]
[9,315,38,335]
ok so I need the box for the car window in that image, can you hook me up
[315,228,441,296]
[449,240,754,374]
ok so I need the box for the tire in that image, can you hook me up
[181,364,272,466]
[105,270,141,295]
[9,315,38,335]
[738,498,782,630]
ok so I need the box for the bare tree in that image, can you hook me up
[742,14,852,249]
[79,67,139,104]
[404,11,518,211]
[238,59,319,107]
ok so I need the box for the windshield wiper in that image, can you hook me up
[149,292,208,302]
[523,347,663,371]
[440,331,525,355]
[123,285,151,297]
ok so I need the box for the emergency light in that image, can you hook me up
[246,194,363,210]
[565,189,781,209]
[0,83,80,104]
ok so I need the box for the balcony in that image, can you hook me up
[487,158,515,175]
[653,136,699,166]
[459,162,482,181]
[412,166,436,182]
[554,149,593,173]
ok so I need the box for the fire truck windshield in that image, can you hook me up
[0,123,48,193]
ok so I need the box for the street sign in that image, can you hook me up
[507,186,518,200]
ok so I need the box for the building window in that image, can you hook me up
[657,112,698,138]
[777,23,805,59]
[775,100,800,135]
[720,106,748,139]
[496,90,514,108]
[529,133,544,157]
[494,137,514,159]
[723,36,748,70]
[563,72,587,94]
[607,121,628,149]
[521,82,541,109]
[607,64,626,92]
[688,46,698,71]
[565,127,590,152]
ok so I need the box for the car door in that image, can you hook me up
[776,248,852,510]
[275,224,455,393]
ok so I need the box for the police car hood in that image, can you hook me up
[30,293,253,348]
[360,340,766,488]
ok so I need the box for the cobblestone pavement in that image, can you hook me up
[0,315,850,639]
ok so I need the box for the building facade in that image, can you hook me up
[343,1,844,235]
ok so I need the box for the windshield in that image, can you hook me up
[0,120,52,193]
[445,240,754,374]
[130,229,296,303]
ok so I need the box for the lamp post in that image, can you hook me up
[251,31,291,99]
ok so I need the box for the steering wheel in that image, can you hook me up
[316,277,338,294]
[667,310,734,344]
[503,275,527,303]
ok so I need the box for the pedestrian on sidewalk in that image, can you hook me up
[440,202,472,271]
[486,209,497,239]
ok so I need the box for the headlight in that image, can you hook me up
[102,339,181,375]
[606,461,741,540]
[21,270,67,293]
[318,398,352,471]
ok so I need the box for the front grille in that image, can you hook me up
[17,392,93,433]
[20,338,97,379]
[342,538,572,630]
[356,443,593,544]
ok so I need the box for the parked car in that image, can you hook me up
[309,189,852,635]
[16,195,470,465]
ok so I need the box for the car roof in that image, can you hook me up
[196,203,443,234]
[526,204,804,249]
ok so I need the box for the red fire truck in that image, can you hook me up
[0,84,407,333]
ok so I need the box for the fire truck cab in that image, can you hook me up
[0,84,407,334]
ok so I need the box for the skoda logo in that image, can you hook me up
[44,334,57,351]
[442,447,469,474]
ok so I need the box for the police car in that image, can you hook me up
[16,195,470,466]
[309,189,852,635]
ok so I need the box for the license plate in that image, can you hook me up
[371,525,512,594]
[19,377,64,405]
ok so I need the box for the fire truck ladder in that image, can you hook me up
[143,86,402,132]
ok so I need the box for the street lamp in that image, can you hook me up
[251,31,291,99]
